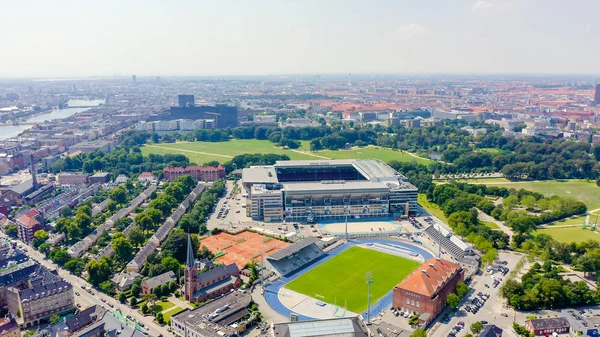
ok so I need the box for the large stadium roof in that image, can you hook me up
[282,181,390,193]
[267,237,321,261]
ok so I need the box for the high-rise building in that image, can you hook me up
[132,74,137,83]
[595,83,600,105]
[169,95,238,128]
[178,94,195,107]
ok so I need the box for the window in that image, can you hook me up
[406,298,410,304]
[416,301,420,308]
[411,300,414,306]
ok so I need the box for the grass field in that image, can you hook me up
[284,246,419,313]
[546,215,588,226]
[141,140,432,166]
[447,179,600,210]
[151,301,175,314]
[537,227,600,243]
[487,180,600,210]
[418,194,448,223]
[163,306,185,324]
[317,147,432,165]
[481,221,500,230]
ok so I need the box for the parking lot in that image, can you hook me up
[429,251,524,337]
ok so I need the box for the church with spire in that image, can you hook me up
[183,234,242,303]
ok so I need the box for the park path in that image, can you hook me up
[145,144,234,158]
[168,296,193,310]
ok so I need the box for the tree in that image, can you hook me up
[471,322,484,334]
[161,283,170,296]
[49,314,61,325]
[456,281,470,298]
[109,187,127,204]
[74,212,92,231]
[64,259,86,275]
[141,303,149,314]
[5,224,18,238]
[131,284,141,297]
[156,312,165,325]
[521,195,537,209]
[66,222,82,240]
[38,242,51,254]
[49,249,71,265]
[161,229,193,261]
[146,208,162,224]
[446,293,460,309]
[118,292,127,303]
[142,293,157,307]
[410,329,427,337]
[128,227,145,247]
[86,258,112,286]
[162,256,181,274]
[135,213,153,233]
[112,236,134,261]
[33,229,49,248]
[100,281,115,295]
[130,297,138,306]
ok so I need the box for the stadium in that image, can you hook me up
[242,159,418,223]
[262,237,434,321]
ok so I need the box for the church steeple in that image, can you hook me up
[186,234,195,268]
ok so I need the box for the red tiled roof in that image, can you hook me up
[17,215,39,228]
[396,258,462,298]
[139,172,155,178]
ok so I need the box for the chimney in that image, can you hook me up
[30,154,37,189]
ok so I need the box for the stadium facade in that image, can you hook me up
[242,159,418,222]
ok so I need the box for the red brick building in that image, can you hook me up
[163,167,187,181]
[163,166,225,182]
[392,258,464,327]
[16,210,42,244]
[525,318,570,336]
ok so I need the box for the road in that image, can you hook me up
[2,233,172,337]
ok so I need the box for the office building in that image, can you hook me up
[561,309,599,337]
[242,159,418,222]
[595,84,600,105]
[392,258,464,327]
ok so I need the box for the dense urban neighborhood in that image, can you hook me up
[1,73,600,337]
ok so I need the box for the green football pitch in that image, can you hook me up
[284,246,420,313]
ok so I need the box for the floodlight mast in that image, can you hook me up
[366,271,373,323]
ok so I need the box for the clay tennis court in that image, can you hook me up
[200,231,290,268]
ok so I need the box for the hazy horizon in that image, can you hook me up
[1,0,599,78]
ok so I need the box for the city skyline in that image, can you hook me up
[1,0,600,78]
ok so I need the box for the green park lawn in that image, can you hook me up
[141,140,432,166]
[151,301,175,314]
[483,180,600,210]
[285,246,419,313]
[481,221,500,230]
[418,194,448,223]
[537,227,600,244]
[546,215,588,226]
[163,307,185,324]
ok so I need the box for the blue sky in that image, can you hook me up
[0,0,598,77]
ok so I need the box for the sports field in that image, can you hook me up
[284,246,419,313]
